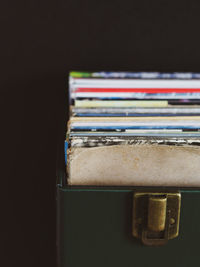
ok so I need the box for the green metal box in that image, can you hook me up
[57,167,200,267]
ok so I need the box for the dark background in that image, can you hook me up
[1,0,200,266]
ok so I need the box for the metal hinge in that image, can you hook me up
[132,192,181,246]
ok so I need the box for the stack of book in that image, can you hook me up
[65,72,200,187]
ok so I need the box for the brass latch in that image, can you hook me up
[132,192,181,246]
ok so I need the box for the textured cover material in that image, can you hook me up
[68,144,200,186]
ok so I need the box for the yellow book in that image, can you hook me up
[75,100,169,108]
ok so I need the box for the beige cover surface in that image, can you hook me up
[68,144,200,187]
